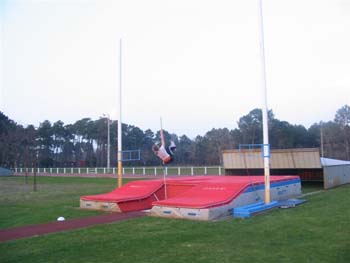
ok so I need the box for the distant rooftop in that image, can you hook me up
[222,148,322,169]
[223,148,350,169]
[321,157,350,167]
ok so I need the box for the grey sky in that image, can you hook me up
[1,0,349,138]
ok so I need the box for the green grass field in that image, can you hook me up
[0,176,116,229]
[0,176,349,263]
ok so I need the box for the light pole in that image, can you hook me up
[320,121,324,158]
[117,39,123,188]
[257,0,271,204]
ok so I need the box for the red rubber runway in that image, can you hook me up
[0,211,145,243]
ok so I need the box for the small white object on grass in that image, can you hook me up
[57,216,65,222]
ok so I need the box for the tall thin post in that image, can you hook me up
[257,0,270,204]
[33,151,38,192]
[320,122,324,157]
[33,162,37,191]
[117,39,123,188]
[107,114,110,169]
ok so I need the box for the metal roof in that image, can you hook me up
[321,157,350,167]
[222,148,322,169]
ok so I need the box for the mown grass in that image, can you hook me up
[0,176,139,229]
[1,176,349,263]
[0,176,321,229]
[300,181,324,193]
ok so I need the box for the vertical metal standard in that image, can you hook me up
[117,39,123,188]
[257,0,270,204]
[107,114,111,169]
[320,122,324,157]
[33,151,38,191]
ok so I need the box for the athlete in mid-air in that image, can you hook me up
[152,140,176,164]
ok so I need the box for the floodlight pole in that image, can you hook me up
[107,115,110,169]
[320,121,324,157]
[258,0,271,204]
[117,39,123,188]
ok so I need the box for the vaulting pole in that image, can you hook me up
[160,117,167,199]
[257,0,270,204]
[117,39,123,188]
[160,117,165,147]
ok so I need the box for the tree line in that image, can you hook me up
[0,105,349,168]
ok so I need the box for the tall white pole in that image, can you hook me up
[107,114,110,169]
[320,121,324,157]
[257,0,270,204]
[117,39,123,188]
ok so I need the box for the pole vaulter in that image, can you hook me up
[152,118,177,199]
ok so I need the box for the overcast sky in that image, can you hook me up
[1,0,349,138]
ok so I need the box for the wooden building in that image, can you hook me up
[222,148,350,189]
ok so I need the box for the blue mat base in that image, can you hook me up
[234,199,306,218]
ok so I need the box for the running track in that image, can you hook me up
[0,211,145,243]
